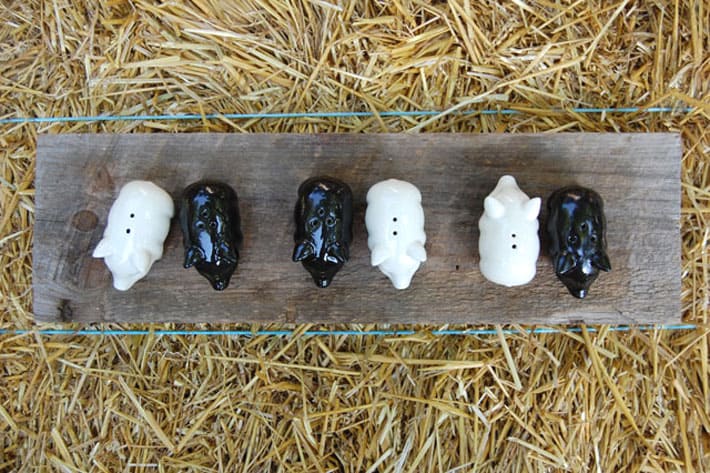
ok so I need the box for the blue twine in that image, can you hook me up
[0,324,698,337]
[0,107,693,124]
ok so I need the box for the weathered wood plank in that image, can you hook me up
[33,133,681,324]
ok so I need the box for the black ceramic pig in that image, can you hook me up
[546,186,611,298]
[293,177,353,288]
[180,181,243,291]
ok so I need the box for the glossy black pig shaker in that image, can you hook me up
[293,177,353,288]
[546,186,611,298]
[180,181,243,290]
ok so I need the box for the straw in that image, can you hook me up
[1,1,708,471]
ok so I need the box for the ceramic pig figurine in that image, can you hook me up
[478,175,541,287]
[180,181,243,291]
[92,181,174,291]
[546,186,611,298]
[293,177,353,288]
[365,179,426,289]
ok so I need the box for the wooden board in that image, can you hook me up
[34,133,681,324]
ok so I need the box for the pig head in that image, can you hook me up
[92,180,174,291]
[365,179,426,290]
[292,177,353,288]
[180,181,243,291]
[546,186,611,298]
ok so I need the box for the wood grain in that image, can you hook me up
[33,133,681,324]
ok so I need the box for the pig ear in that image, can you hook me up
[217,243,238,265]
[184,246,205,268]
[292,241,314,262]
[592,251,611,272]
[326,244,348,264]
[523,197,541,221]
[555,252,576,274]
[484,196,505,220]
[131,250,151,274]
[92,238,113,258]
[370,244,390,267]
[406,242,427,263]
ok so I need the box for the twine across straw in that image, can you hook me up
[0,106,695,124]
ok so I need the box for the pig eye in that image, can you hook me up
[309,218,319,229]
[590,235,598,243]
[568,234,578,244]
[210,221,217,228]
[325,217,335,226]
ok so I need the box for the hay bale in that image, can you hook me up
[1,1,708,471]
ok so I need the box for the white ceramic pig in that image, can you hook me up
[366,179,426,290]
[478,175,540,287]
[92,181,174,291]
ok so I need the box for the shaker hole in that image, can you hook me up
[512,244,517,249]
[126,229,131,234]
[393,231,398,236]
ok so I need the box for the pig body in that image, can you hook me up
[546,186,611,298]
[293,177,353,288]
[92,180,174,291]
[365,179,426,290]
[180,181,243,291]
[478,175,541,287]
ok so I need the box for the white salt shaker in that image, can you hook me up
[478,175,540,287]
[366,179,426,290]
[92,180,174,290]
